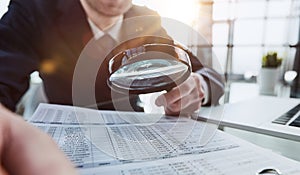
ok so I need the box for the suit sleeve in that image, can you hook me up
[187,50,225,105]
[0,0,40,111]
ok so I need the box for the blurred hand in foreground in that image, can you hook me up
[0,104,78,175]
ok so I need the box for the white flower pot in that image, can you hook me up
[257,68,280,95]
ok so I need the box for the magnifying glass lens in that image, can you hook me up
[109,58,189,93]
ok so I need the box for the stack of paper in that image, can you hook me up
[29,103,300,175]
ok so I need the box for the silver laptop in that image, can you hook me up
[195,96,300,141]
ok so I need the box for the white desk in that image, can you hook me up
[222,82,300,162]
[224,127,300,162]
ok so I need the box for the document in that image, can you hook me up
[29,103,300,175]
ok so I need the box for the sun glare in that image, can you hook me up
[132,0,198,25]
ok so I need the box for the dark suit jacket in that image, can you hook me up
[0,0,224,111]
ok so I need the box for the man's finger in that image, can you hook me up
[156,80,193,107]
[165,88,203,115]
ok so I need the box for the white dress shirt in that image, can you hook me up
[87,16,123,42]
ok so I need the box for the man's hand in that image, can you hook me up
[0,104,78,175]
[155,73,205,116]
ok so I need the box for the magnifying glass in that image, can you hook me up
[106,37,192,94]
[256,168,282,175]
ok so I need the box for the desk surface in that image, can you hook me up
[225,127,300,162]
[221,82,300,162]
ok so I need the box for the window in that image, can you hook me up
[0,0,9,18]
[213,0,300,80]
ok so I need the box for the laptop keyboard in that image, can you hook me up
[272,103,300,127]
[289,114,300,127]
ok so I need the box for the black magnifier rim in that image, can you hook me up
[106,37,192,94]
[109,44,191,73]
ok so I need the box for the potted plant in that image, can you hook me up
[262,52,282,68]
[258,51,283,95]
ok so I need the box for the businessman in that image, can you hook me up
[0,0,224,116]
